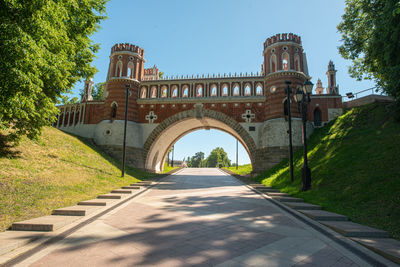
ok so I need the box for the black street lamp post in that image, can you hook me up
[294,79,314,191]
[121,83,131,178]
[285,81,294,183]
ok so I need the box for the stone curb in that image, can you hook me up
[220,168,399,266]
[0,170,182,266]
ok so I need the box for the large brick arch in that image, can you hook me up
[143,108,257,173]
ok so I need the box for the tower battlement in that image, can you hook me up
[264,33,301,48]
[111,43,145,57]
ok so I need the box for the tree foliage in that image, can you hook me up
[187,152,205,167]
[205,147,231,167]
[337,0,400,111]
[92,82,106,100]
[0,0,107,140]
[59,95,80,105]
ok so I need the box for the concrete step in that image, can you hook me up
[266,192,290,197]
[298,210,348,221]
[320,221,390,238]
[131,183,150,186]
[258,188,280,193]
[97,194,122,199]
[122,186,141,189]
[248,184,263,187]
[11,215,79,232]
[283,202,322,210]
[111,189,132,194]
[0,231,44,256]
[135,181,152,184]
[252,185,272,189]
[77,199,115,206]
[271,196,304,202]
[351,237,400,264]
[52,205,100,216]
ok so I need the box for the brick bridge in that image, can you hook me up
[55,33,342,173]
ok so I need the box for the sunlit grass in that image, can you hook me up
[225,164,253,175]
[0,127,157,232]
[163,162,179,173]
[253,103,400,240]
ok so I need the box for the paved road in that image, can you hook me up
[19,168,372,266]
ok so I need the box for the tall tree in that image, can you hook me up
[190,152,204,168]
[205,147,231,167]
[0,0,107,140]
[337,0,400,114]
[92,82,106,100]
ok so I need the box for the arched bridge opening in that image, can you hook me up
[143,109,257,173]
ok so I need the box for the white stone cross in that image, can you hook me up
[242,109,255,123]
[145,111,158,123]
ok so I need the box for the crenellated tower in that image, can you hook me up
[262,33,310,120]
[326,60,338,95]
[104,43,146,122]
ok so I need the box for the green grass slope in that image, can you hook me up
[254,103,400,239]
[225,164,253,175]
[0,127,156,232]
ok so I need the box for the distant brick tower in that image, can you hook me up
[104,43,145,122]
[262,33,310,120]
[81,77,94,102]
[315,79,324,95]
[326,60,339,95]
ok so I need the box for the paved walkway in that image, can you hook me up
[18,168,373,266]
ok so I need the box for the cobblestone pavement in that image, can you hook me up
[19,168,372,266]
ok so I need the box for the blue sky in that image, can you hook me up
[70,0,375,165]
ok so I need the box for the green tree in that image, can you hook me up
[190,152,204,168]
[59,95,80,105]
[205,147,231,167]
[337,0,400,114]
[92,82,105,100]
[0,0,107,140]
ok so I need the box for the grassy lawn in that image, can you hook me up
[0,127,157,232]
[162,162,179,173]
[253,103,400,240]
[225,164,253,175]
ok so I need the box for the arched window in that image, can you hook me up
[75,111,80,125]
[58,113,64,127]
[110,102,118,119]
[127,62,135,78]
[314,108,322,127]
[182,86,189,97]
[171,86,178,97]
[69,111,74,126]
[196,85,203,97]
[151,86,157,98]
[211,85,217,96]
[161,86,168,98]
[140,87,147,99]
[244,84,251,96]
[108,61,113,80]
[283,98,288,117]
[270,54,277,72]
[233,84,240,96]
[294,54,300,72]
[282,52,289,71]
[115,61,123,77]
[256,83,263,96]
[222,84,228,96]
